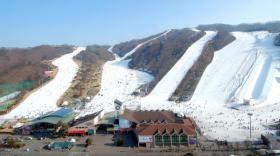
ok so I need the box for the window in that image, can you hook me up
[155,134,162,146]
[180,134,188,145]
[172,134,180,145]
[163,134,171,146]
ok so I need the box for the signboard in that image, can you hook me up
[138,135,153,143]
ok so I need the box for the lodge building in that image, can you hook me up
[118,109,198,148]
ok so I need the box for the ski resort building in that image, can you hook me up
[68,110,104,135]
[118,109,198,148]
[26,108,76,133]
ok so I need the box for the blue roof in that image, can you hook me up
[27,108,75,125]
[40,108,73,118]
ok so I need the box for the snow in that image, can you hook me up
[143,31,280,141]
[191,32,257,104]
[144,31,217,101]
[191,28,200,32]
[1,29,279,142]
[0,47,85,121]
[77,31,170,117]
[78,30,280,141]
[77,59,153,116]
[121,30,170,60]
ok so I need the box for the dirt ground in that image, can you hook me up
[0,133,255,156]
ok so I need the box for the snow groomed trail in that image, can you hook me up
[185,32,280,141]
[140,31,280,141]
[191,32,257,105]
[142,31,217,102]
[0,47,85,120]
[78,31,170,117]
[121,30,170,60]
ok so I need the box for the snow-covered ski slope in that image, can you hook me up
[187,31,280,141]
[78,32,170,117]
[144,31,217,101]
[0,47,85,120]
[191,32,257,105]
[191,31,280,107]
[232,32,278,105]
[141,31,280,141]
[121,30,170,60]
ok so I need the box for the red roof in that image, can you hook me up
[137,123,196,136]
[120,109,177,124]
[121,109,197,136]
[136,117,197,136]
[68,128,87,134]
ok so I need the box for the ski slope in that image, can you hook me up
[144,31,217,101]
[191,32,257,105]
[191,32,280,141]
[191,32,280,107]
[121,30,170,60]
[140,31,280,141]
[77,32,170,117]
[0,47,85,120]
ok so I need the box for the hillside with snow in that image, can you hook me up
[79,27,280,141]
[0,47,85,120]
[0,22,280,142]
[142,31,280,141]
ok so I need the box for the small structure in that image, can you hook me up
[68,110,104,135]
[119,109,198,148]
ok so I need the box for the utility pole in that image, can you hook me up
[248,113,253,139]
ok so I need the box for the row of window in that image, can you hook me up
[154,134,189,146]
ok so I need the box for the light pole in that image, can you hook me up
[248,113,253,139]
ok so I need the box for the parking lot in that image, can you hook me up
[0,133,256,156]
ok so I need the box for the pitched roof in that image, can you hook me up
[136,121,196,136]
[71,110,102,127]
[27,108,75,125]
[40,108,73,119]
[121,109,197,136]
[120,109,178,124]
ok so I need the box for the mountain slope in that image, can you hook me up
[172,31,236,101]
[58,45,115,106]
[140,31,280,141]
[112,32,165,57]
[197,21,280,32]
[0,45,73,85]
[142,31,217,101]
[1,47,85,119]
[128,28,205,93]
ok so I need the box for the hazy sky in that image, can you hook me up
[0,0,280,47]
